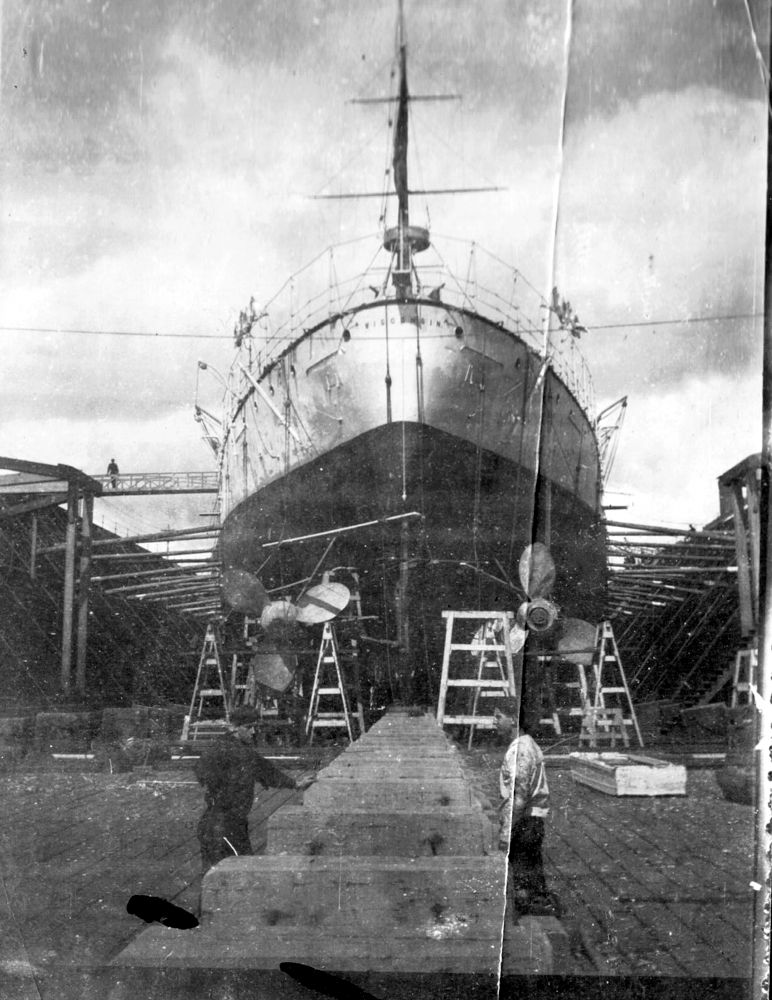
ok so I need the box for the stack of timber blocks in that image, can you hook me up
[115,708,558,976]
[213,709,505,973]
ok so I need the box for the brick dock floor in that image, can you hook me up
[464,749,756,980]
[0,747,757,998]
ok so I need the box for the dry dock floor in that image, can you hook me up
[0,748,756,999]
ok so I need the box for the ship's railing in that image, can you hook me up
[231,233,596,417]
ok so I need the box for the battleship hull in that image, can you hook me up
[218,297,606,701]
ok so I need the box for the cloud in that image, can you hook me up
[607,369,762,527]
[555,86,765,398]
[0,0,765,538]
[567,0,769,119]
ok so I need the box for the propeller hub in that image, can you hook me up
[523,598,557,633]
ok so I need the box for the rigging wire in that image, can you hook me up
[0,312,762,342]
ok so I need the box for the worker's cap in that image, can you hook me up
[494,698,518,719]
[229,707,261,727]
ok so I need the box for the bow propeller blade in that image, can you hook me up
[518,542,556,599]
[222,569,270,614]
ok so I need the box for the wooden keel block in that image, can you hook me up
[113,925,512,973]
[266,806,497,856]
[324,761,467,779]
[302,776,475,809]
[198,856,505,949]
[338,747,458,759]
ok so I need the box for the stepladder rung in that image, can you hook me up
[200,689,225,697]
[600,687,627,694]
[450,642,509,652]
[441,610,514,619]
[307,621,354,743]
[447,679,510,688]
[442,715,496,726]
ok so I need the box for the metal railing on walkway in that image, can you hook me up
[91,471,219,495]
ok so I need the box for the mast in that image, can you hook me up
[384,0,429,297]
[393,3,409,237]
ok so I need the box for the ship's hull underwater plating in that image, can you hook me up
[218,298,606,704]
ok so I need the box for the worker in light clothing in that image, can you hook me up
[495,706,557,915]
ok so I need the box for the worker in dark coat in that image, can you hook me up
[194,707,313,871]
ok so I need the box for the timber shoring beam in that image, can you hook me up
[38,523,219,554]
[605,519,733,540]
[635,589,736,701]
[91,564,220,584]
[102,577,219,597]
[91,547,219,561]
[60,482,78,695]
[0,501,202,703]
[75,493,94,696]
[0,493,68,518]
[672,607,741,704]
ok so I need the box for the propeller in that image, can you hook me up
[260,598,298,629]
[557,618,597,666]
[222,569,270,615]
[295,581,351,625]
[517,542,558,632]
[251,651,296,693]
[508,623,527,654]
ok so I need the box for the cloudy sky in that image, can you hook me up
[0,0,767,538]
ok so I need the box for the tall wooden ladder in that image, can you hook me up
[436,610,516,738]
[563,661,591,720]
[306,622,354,744]
[580,621,643,748]
[730,645,757,707]
[181,623,230,741]
[537,656,562,736]
[466,620,512,748]
[230,615,258,709]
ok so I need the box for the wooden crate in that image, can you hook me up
[569,752,687,796]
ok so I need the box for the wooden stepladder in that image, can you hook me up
[436,611,517,741]
[230,615,258,710]
[580,621,643,748]
[181,623,230,741]
[466,620,512,748]
[306,623,354,744]
[730,645,758,707]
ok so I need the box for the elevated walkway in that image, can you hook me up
[90,471,219,495]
